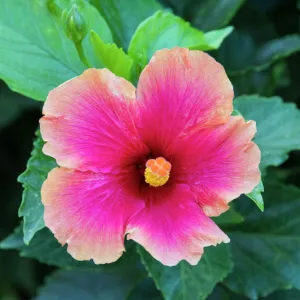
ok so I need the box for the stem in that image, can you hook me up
[75,42,91,68]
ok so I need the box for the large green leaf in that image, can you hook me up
[228,34,300,75]
[128,278,163,300]
[1,226,92,268]
[35,266,144,300]
[214,7,299,96]
[128,11,232,70]
[193,0,245,31]
[0,0,112,101]
[138,244,233,300]
[264,289,300,300]
[18,132,56,244]
[90,0,162,50]
[1,226,146,277]
[224,181,300,299]
[234,95,300,171]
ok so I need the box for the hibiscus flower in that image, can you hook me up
[40,48,260,266]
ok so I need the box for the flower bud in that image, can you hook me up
[64,4,87,43]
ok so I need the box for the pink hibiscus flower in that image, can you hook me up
[40,48,260,266]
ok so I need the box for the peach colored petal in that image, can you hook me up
[172,116,261,216]
[40,68,149,173]
[127,184,229,266]
[42,167,144,264]
[135,48,233,154]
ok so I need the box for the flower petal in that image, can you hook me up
[42,167,144,264]
[40,68,148,173]
[136,48,233,153]
[173,116,261,216]
[127,184,229,266]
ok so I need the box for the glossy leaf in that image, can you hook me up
[18,132,56,244]
[202,27,234,50]
[0,0,112,101]
[91,0,161,49]
[128,11,232,70]
[228,34,300,75]
[225,181,300,298]
[138,244,233,300]
[245,180,264,211]
[1,226,92,268]
[234,95,300,171]
[35,266,145,300]
[1,226,146,278]
[90,30,133,80]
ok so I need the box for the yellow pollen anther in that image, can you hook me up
[144,157,171,187]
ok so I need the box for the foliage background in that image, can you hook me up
[0,0,299,299]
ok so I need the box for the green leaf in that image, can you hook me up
[128,11,231,70]
[193,0,245,31]
[90,30,133,80]
[1,226,146,276]
[212,205,244,225]
[234,95,300,171]
[0,226,25,250]
[245,180,264,211]
[90,0,162,50]
[35,265,144,300]
[29,242,146,299]
[128,278,163,300]
[138,243,233,300]
[264,289,300,300]
[207,285,247,300]
[228,34,300,76]
[128,11,204,69]
[224,181,300,299]
[1,226,93,268]
[18,131,57,244]
[0,0,112,101]
[202,27,234,50]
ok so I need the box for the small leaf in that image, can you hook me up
[91,0,162,50]
[245,180,264,211]
[224,181,300,298]
[138,243,233,300]
[201,26,233,50]
[0,226,25,250]
[193,0,245,31]
[90,30,133,80]
[18,131,57,244]
[234,95,300,171]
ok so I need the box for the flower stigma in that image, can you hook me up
[144,157,172,187]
